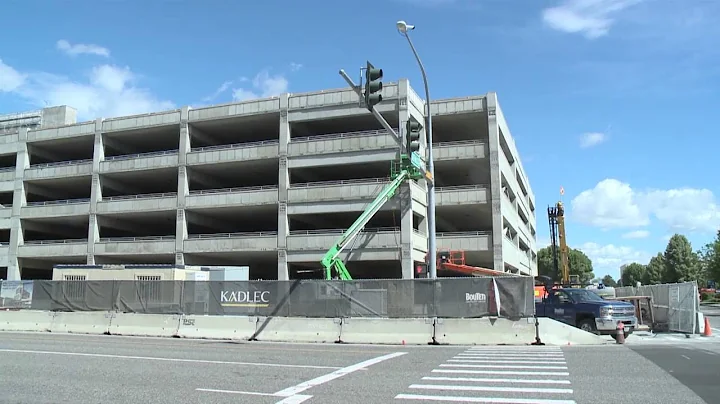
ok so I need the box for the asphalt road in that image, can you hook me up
[0,332,714,403]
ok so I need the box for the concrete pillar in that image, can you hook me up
[485,93,505,272]
[175,107,190,266]
[87,119,104,265]
[6,128,29,280]
[397,79,429,279]
[277,94,290,281]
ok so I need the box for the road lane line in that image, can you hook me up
[395,394,576,403]
[432,369,570,376]
[422,376,572,384]
[273,351,407,397]
[409,384,573,394]
[0,348,339,369]
[440,363,568,370]
[196,389,275,396]
[457,353,565,358]
[449,359,567,364]
[681,354,691,360]
[275,395,313,403]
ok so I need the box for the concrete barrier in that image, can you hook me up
[0,310,53,332]
[340,318,434,345]
[177,315,258,340]
[108,312,181,337]
[252,317,341,343]
[537,318,609,345]
[434,317,538,345]
[49,311,112,335]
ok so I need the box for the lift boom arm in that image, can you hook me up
[320,170,411,280]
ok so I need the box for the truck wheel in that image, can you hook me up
[578,319,597,333]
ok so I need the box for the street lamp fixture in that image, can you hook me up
[396,20,438,279]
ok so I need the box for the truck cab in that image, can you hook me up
[536,286,638,340]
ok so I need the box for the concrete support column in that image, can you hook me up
[277,94,290,281]
[6,128,29,280]
[397,79,428,279]
[87,119,104,265]
[485,93,505,272]
[175,107,190,266]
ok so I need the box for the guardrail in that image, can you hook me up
[292,128,397,143]
[104,150,178,161]
[433,140,484,147]
[188,185,278,195]
[23,239,88,245]
[187,231,278,239]
[190,139,279,153]
[26,198,90,206]
[290,177,390,188]
[102,192,177,201]
[436,231,492,237]
[436,184,489,192]
[28,159,93,169]
[288,227,400,236]
[98,236,176,242]
[0,167,15,172]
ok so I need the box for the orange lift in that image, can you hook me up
[435,250,519,277]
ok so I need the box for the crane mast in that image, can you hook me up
[548,201,570,284]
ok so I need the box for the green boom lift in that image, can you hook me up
[320,151,427,280]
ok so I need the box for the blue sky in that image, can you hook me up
[1,0,718,279]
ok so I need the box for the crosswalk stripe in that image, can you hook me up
[422,376,572,385]
[449,359,567,364]
[409,384,573,394]
[432,369,570,376]
[395,394,577,403]
[440,364,568,370]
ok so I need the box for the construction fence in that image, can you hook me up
[615,281,699,334]
[0,277,535,319]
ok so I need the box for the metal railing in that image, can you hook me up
[436,231,492,237]
[436,184,489,192]
[104,150,178,161]
[98,236,176,243]
[0,167,15,172]
[26,198,90,206]
[102,192,177,201]
[188,185,278,195]
[292,128,397,143]
[188,231,278,239]
[290,177,390,188]
[23,238,88,245]
[29,159,93,169]
[288,227,400,236]
[190,139,279,153]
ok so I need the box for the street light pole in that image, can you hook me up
[397,20,437,279]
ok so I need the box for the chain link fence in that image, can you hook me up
[615,281,699,333]
[1,277,535,319]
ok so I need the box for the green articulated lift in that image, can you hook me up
[320,123,428,280]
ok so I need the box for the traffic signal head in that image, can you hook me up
[415,262,428,278]
[364,61,383,111]
[405,119,422,155]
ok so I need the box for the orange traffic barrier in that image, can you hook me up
[703,317,712,337]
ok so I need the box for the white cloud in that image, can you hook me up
[2,56,173,120]
[571,178,720,233]
[622,230,650,239]
[542,0,642,39]
[56,40,110,57]
[579,132,607,148]
[0,59,26,92]
[579,241,651,275]
[232,70,288,101]
[290,62,303,72]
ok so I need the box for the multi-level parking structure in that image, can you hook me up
[0,79,538,281]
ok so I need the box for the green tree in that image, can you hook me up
[642,253,664,285]
[700,230,720,284]
[663,234,701,283]
[536,246,595,283]
[601,274,617,287]
[621,263,646,286]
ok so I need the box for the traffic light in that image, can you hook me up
[405,118,422,156]
[414,261,428,278]
[363,61,383,111]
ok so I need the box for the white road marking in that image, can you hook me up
[409,384,573,394]
[273,351,406,397]
[440,364,568,370]
[395,394,576,403]
[681,355,691,360]
[196,389,275,396]
[449,359,567,364]
[433,369,570,376]
[0,348,339,369]
[275,395,313,403]
[422,376,571,385]
[457,353,565,358]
